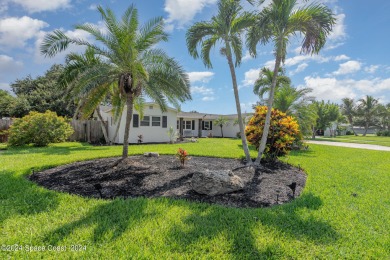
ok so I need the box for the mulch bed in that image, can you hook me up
[29,156,307,208]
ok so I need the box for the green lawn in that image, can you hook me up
[1,139,389,259]
[311,135,390,147]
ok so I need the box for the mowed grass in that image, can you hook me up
[314,135,390,147]
[0,139,389,259]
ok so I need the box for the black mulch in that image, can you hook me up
[29,155,307,208]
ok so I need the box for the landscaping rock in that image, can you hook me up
[191,170,244,196]
[144,152,159,157]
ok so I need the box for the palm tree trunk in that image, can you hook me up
[363,122,368,136]
[225,42,251,163]
[122,95,134,159]
[312,125,316,139]
[95,106,110,144]
[220,126,224,138]
[254,55,282,165]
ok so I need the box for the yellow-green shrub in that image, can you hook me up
[245,106,300,160]
[8,111,73,147]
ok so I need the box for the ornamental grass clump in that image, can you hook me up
[176,148,190,167]
[8,110,73,147]
[245,106,300,161]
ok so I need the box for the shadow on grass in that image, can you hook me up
[44,198,156,244]
[41,192,338,258]
[1,143,111,156]
[165,193,338,258]
[0,170,59,224]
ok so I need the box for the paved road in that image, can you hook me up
[306,140,390,151]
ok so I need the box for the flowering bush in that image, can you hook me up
[245,106,300,161]
[8,110,73,147]
[176,148,190,167]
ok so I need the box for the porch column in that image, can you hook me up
[198,119,202,138]
[179,117,183,141]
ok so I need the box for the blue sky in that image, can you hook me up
[0,0,389,114]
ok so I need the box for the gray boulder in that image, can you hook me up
[191,170,244,196]
[144,152,159,157]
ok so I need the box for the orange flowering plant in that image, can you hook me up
[245,106,300,161]
[176,148,190,167]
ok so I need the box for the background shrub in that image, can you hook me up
[245,106,300,161]
[8,111,73,147]
[345,130,354,135]
[376,130,390,136]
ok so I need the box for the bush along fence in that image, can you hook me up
[0,118,104,143]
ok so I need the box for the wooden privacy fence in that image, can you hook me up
[69,120,105,143]
[0,118,105,143]
[0,118,12,142]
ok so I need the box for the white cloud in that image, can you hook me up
[333,60,361,75]
[364,65,379,74]
[241,68,260,87]
[334,54,350,61]
[242,51,253,62]
[7,0,70,13]
[187,71,214,83]
[0,16,48,49]
[164,0,217,29]
[289,63,308,76]
[328,13,346,41]
[89,4,97,10]
[202,96,215,101]
[191,86,214,95]
[0,55,23,81]
[302,76,390,102]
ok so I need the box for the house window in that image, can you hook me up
[202,121,213,130]
[182,120,192,130]
[141,116,150,126]
[152,116,161,126]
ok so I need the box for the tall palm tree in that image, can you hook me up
[253,67,290,99]
[186,0,253,163]
[357,95,379,136]
[341,98,358,136]
[247,0,335,165]
[41,5,191,159]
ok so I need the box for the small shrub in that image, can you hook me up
[376,130,390,137]
[236,132,241,139]
[137,135,143,144]
[8,110,73,147]
[345,130,354,135]
[176,148,190,167]
[245,106,300,161]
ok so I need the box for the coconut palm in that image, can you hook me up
[214,116,230,137]
[341,98,358,136]
[186,0,253,163]
[41,5,191,159]
[247,0,335,165]
[357,95,379,136]
[253,67,290,99]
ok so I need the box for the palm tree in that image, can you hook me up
[341,98,358,136]
[273,84,316,137]
[357,95,379,136]
[253,67,290,99]
[41,5,191,159]
[247,0,335,165]
[186,0,253,163]
[214,116,230,137]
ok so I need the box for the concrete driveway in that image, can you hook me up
[305,140,390,151]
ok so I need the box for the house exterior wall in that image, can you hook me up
[100,104,177,144]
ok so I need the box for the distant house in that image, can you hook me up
[98,103,252,144]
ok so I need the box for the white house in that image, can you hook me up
[98,103,252,144]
